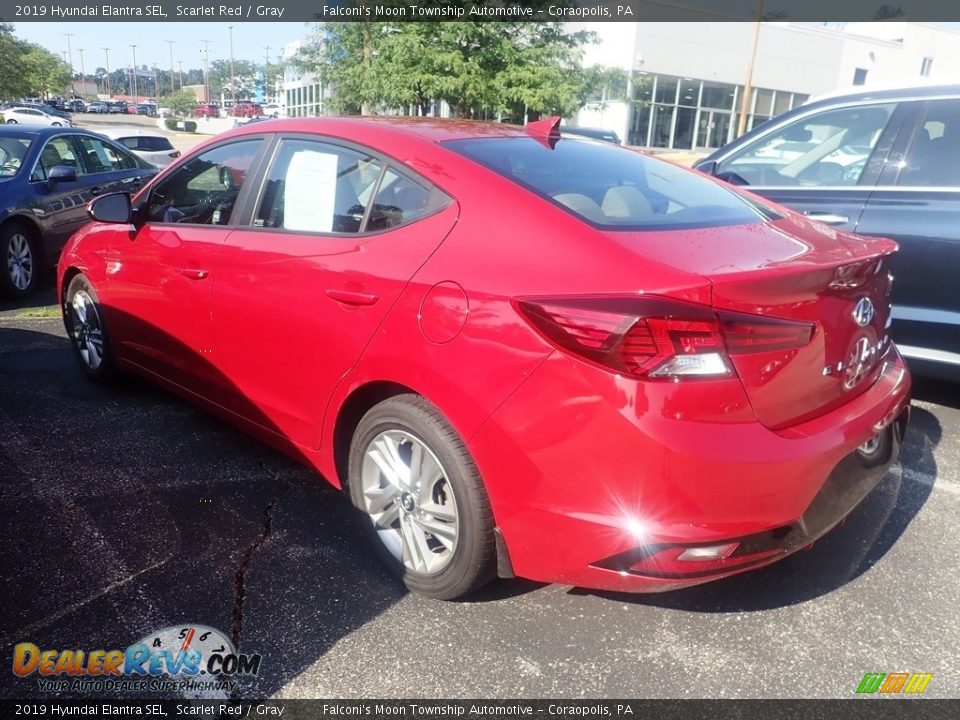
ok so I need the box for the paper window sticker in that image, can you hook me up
[283,149,339,232]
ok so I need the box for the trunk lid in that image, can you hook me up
[606,213,898,429]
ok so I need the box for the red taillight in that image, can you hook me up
[516,296,813,380]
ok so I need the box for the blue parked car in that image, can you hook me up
[0,125,157,297]
[696,83,960,381]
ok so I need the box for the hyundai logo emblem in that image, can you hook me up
[852,297,875,327]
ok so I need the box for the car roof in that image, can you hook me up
[0,125,77,138]
[804,81,960,106]
[225,116,537,144]
[96,127,165,138]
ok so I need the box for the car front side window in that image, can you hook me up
[719,103,895,187]
[144,139,262,226]
[30,137,84,182]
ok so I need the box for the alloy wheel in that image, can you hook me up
[68,290,105,370]
[360,430,459,575]
[6,232,33,291]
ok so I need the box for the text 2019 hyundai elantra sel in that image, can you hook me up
[58,117,910,599]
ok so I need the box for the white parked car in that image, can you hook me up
[95,127,181,168]
[2,107,71,127]
[262,103,283,118]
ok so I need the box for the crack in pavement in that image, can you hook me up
[231,459,290,652]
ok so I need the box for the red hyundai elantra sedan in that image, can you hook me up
[58,117,911,599]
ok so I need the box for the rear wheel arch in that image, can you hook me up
[332,380,419,489]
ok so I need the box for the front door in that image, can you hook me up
[105,138,265,394]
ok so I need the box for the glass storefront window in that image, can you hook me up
[678,78,699,107]
[773,91,792,116]
[655,76,679,105]
[651,104,674,147]
[701,82,735,110]
[674,107,696,149]
[754,88,775,116]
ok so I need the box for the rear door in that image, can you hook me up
[714,101,908,232]
[856,97,960,370]
[73,133,153,196]
[211,136,457,448]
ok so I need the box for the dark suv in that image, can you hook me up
[696,83,960,381]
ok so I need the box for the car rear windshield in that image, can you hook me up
[445,136,776,230]
[118,135,174,152]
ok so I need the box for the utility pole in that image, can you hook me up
[166,40,175,95]
[65,34,75,96]
[201,40,212,104]
[154,65,159,100]
[130,44,138,107]
[178,61,184,92]
[228,26,236,104]
[77,49,86,99]
[737,0,765,137]
[103,48,111,97]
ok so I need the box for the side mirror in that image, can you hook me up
[47,165,77,185]
[696,160,718,176]
[89,192,132,223]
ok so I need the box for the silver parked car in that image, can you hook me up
[94,127,181,168]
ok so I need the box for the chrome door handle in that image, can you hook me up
[179,268,209,280]
[804,212,849,226]
[326,289,379,306]
[90,186,102,196]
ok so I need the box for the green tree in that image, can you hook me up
[298,21,593,119]
[166,90,198,116]
[22,45,72,99]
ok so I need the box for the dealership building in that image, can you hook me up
[574,22,960,149]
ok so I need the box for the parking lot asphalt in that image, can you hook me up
[1,285,958,700]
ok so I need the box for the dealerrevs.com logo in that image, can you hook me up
[856,672,933,695]
[13,625,262,694]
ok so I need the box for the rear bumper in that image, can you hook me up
[470,347,911,592]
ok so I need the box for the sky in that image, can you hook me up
[12,22,313,72]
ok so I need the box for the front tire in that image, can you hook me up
[347,395,496,600]
[0,222,40,297]
[63,274,115,380]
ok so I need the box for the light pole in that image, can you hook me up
[130,45,138,107]
[201,40,212,104]
[103,48,111,97]
[177,61,184,92]
[228,26,236,104]
[263,45,271,103]
[77,49,86,99]
[65,34,75,96]
[166,40,175,95]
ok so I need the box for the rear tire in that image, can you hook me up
[347,395,497,600]
[63,274,115,381]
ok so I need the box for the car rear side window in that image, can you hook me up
[897,99,960,187]
[118,135,174,152]
[254,139,383,234]
[446,136,770,230]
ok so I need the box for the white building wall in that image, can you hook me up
[574,22,960,149]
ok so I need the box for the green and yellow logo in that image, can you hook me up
[856,672,933,695]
